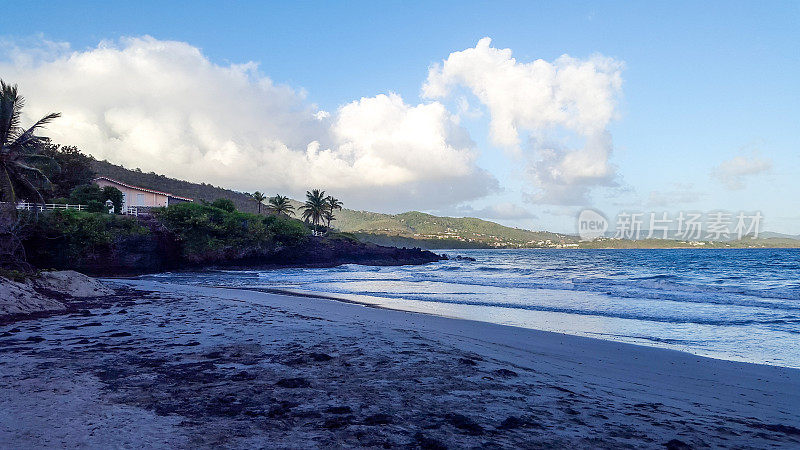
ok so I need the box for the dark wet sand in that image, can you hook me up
[1,280,798,448]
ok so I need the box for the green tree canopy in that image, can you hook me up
[40,141,95,199]
[69,184,124,213]
[209,198,236,212]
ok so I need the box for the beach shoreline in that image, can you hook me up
[1,279,799,448]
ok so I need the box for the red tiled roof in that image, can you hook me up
[93,177,194,202]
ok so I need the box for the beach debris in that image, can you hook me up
[444,413,484,435]
[322,415,353,429]
[275,377,310,388]
[363,413,393,426]
[413,432,448,450]
[309,352,333,362]
[497,415,543,430]
[326,406,352,414]
[493,368,518,378]
[663,439,691,450]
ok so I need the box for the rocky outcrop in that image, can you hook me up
[0,271,114,316]
[25,216,444,276]
[31,271,115,297]
[252,236,445,268]
[0,278,65,315]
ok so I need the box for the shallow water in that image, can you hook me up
[140,248,800,368]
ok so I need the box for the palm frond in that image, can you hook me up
[11,112,61,150]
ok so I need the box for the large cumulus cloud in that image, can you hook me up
[423,37,623,205]
[0,36,496,211]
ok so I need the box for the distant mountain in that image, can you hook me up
[91,159,573,248]
[337,210,575,247]
[758,231,800,240]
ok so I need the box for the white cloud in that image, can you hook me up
[0,36,496,211]
[423,37,623,205]
[711,152,772,190]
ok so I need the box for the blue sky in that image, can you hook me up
[2,1,798,233]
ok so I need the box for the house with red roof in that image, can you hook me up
[93,177,193,211]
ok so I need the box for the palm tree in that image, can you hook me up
[301,189,327,233]
[1,80,61,204]
[268,194,295,217]
[251,191,267,214]
[324,195,342,231]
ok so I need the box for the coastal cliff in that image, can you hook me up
[22,209,443,276]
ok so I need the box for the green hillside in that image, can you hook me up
[91,159,574,248]
[339,210,576,247]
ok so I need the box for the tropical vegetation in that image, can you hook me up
[301,189,328,233]
[153,200,308,259]
[67,184,124,213]
[251,191,267,214]
[0,80,60,204]
[268,194,294,217]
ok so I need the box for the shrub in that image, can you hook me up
[26,210,149,266]
[68,184,124,213]
[210,198,236,213]
[265,214,309,246]
[153,202,309,258]
[86,200,106,213]
[69,184,103,205]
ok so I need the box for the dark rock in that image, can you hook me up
[323,415,353,429]
[414,432,448,450]
[276,377,309,388]
[664,439,692,450]
[203,351,224,359]
[309,352,333,362]
[746,422,800,436]
[230,371,257,381]
[445,413,484,435]
[326,406,352,414]
[205,395,245,417]
[363,413,393,425]
[497,415,543,430]
[497,416,525,430]
[493,368,518,378]
[458,358,478,366]
[267,401,297,417]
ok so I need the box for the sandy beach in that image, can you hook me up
[1,279,799,448]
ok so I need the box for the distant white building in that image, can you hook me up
[94,177,193,211]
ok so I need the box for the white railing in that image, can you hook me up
[11,202,86,212]
[124,205,158,216]
[1,202,156,216]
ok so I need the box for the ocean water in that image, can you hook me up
[140,249,800,368]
